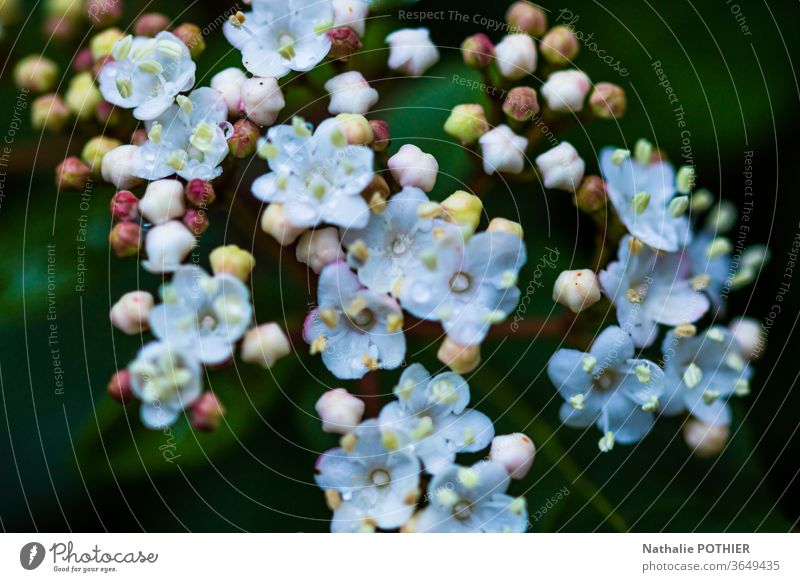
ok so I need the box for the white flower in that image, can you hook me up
[303,261,405,379]
[340,186,457,293]
[142,220,196,274]
[478,125,528,175]
[490,433,536,480]
[387,144,438,192]
[110,291,154,335]
[224,0,333,78]
[494,34,536,80]
[253,117,374,229]
[139,179,185,225]
[101,145,145,189]
[541,70,591,113]
[324,71,378,115]
[535,141,585,192]
[386,28,440,76]
[552,269,601,313]
[241,76,285,126]
[132,87,233,182]
[315,388,365,434]
[241,323,291,368]
[210,67,247,116]
[150,265,253,365]
[128,341,202,429]
[332,0,369,37]
[98,31,196,121]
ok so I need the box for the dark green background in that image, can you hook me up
[0,0,798,532]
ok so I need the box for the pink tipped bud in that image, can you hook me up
[134,12,171,37]
[490,433,536,479]
[296,227,344,273]
[589,82,627,120]
[729,317,765,361]
[110,190,139,222]
[172,23,205,58]
[228,119,260,158]
[460,33,494,69]
[437,337,481,374]
[183,209,209,236]
[540,26,580,65]
[388,144,438,192]
[369,120,390,152]
[86,0,122,27]
[574,175,608,213]
[503,87,540,122]
[109,221,142,258]
[241,323,291,369]
[43,15,77,42]
[315,388,365,434]
[72,48,94,73]
[185,179,216,207]
[110,291,154,335]
[327,26,362,60]
[506,1,548,36]
[107,370,133,404]
[683,419,729,458]
[191,392,226,432]
[32,94,70,132]
[553,269,601,314]
[336,113,373,145]
[541,70,591,113]
[56,156,91,191]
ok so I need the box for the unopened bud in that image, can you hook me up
[95,101,120,126]
[183,209,209,235]
[335,113,373,145]
[110,291,154,335]
[683,419,729,458]
[729,317,765,361]
[228,119,260,158]
[241,323,291,368]
[134,12,171,36]
[325,71,378,115]
[209,245,256,281]
[705,200,737,233]
[574,175,608,213]
[109,221,142,257]
[553,269,601,313]
[86,0,122,26]
[101,145,144,190]
[460,33,495,69]
[360,174,391,213]
[107,370,133,404]
[388,144,438,192]
[110,190,139,222]
[82,135,123,176]
[296,227,344,273]
[443,104,489,145]
[540,26,579,65]
[185,179,216,207]
[190,392,226,432]
[65,71,103,121]
[14,55,59,92]
[139,179,184,224]
[506,1,547,35]
[437,336,481,374]
[90,27,125,60]
[31,94,70,132]
[172,23,205,58]
[260,203,305,246]
[211,67,247,116]
[495,34,537,81]
[589,82,627,119]
[487,217,524,238]
[535,142,585,192]
[56,156,91,191]
[490,433,536,479]
[441,190,483,237]
[541,70,591,113]
[71,48,94,73]
[315,388,365,434]
[241,77,285,126]
[503,86,540,122]
[370,120,390,152]
[141,220,195,273]
[327,26,362,60]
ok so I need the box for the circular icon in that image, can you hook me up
[19,542,46,570]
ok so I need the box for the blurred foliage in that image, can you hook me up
[0,0,798,532]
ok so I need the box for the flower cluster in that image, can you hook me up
[314,364,533,532]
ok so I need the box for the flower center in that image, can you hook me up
[449,272,472,294]
[347,308,376,331]
[452,500,472,521]
[593,369,618,391]
[370,469,391,488]
[391,235,410,256]
[278,33,296,59]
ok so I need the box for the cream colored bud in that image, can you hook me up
[335,113,373,145]
[210,67,247,116]
[441,191,483,237]
[315,388,365,434]
[241,77,285,126]
[241,323,291,369]
[90,27,125,60]
[296,228,344,273]
[437,336,481,374]
[209,245,256,281]
[14,55,59,92]
[487,218,524,239]
[683,419,729,458]
[388,144,438,192]
[139,179,185,224]
[109,291,154,335]
[141,220,196,274]
[553,269,601,313]
[101,145,145,190]
[443,104,489,145]
[260,203,305,246]
[490,433,536,479]
[65,71,102,120]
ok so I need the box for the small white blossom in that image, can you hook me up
[142,220,196,274]
[324,71,378,115]
[535,141,585,192]
[387,144,438,192]
[494,34,536,80]
[386,28,440,76]
[541,70,591,113]
[478,125,528,175]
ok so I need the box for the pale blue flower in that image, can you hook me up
[600,147,691,252]
[253,117,374,229]
[132,88,233,182]
[379,363,495,474]
[659,326,752,426]
[414,461,527,533]
[128,341,203,429]
[303,261,405,379]
[340,186,457,293]
[149,265,253,366]
[98,31,196,121]
[397,230,527,346]
[224,0,333,79]
[315,420,421,532]
[600,235,710,348]
[547,326,666,449]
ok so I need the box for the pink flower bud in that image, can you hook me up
[506,1,548,36]
[109,222,142,258]
[495,34,537,81]
[241,323,291,369]
[460,33,494,69]
[327,26,363,60]
[541,70,591,113]
[43,15,77,42]
[535,142,585,192]
[209,245,256,281]
[229,118,261,158]
[503,86,540,122]
[369,120,390,152]
[552,269,601,313]
[296,227,344,273]
[131,129,148,146]
[388,144,438,192]
[490,433,536,479]
[94,100,120,126]
[683,419,729,458]
[172,23,205,58]
[191,392,226,432]
[107,370,133,404]
[185,179,216,207]
[134,12,171,37]
[211,67,247,116]
[315,388,365,434]
[139,179,185,225]
[86,0,122,27]
[110,190,139,222]
[141,221,196,273]
[575,175,608,213]
[260,203,305,246]
[56,156,91,191]
[589,82,627,120]
[72,48,94,73]
[110,291,154,335]
[32,94,70,132]
[242,77,285,126]
[101,145,145,189]
[729,317,765,361]
[437,337,481,374]
[183,209,209,235]
[540,26,580,65]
